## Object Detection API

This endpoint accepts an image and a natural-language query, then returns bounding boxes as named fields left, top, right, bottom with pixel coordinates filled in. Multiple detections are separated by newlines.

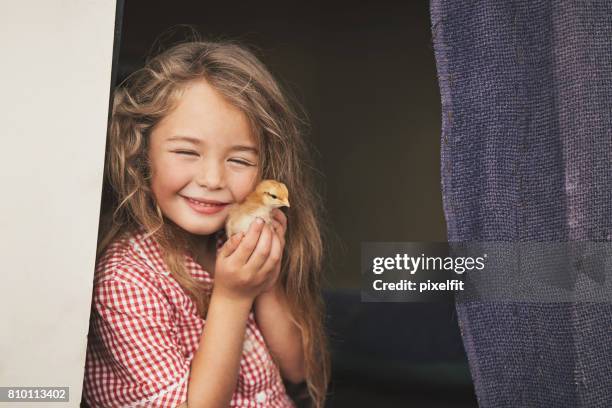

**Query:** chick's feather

left=225, top=179, right=290, bottom=237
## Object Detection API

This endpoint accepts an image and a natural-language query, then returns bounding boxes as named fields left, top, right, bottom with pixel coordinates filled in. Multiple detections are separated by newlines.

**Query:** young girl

left=82, top=38, right=330, bottom=407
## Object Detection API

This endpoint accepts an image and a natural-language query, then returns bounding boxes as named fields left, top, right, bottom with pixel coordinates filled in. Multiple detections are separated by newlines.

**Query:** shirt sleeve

left=92, top=275, right=190, bottom=407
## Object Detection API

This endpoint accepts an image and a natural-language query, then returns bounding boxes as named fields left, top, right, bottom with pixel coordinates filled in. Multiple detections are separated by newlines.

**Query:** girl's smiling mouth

left=183, top=196, right=230, bottom=214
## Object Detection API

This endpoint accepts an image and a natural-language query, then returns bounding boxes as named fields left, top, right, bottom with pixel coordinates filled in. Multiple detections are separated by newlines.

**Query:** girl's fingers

left=219, top=232, right=244, bottom=257
left=260, top=232, right=282, bottom=279
left=271, top=212, right=287, bottom=240
left=244, top=224, right=273, bottom=270
left=233, top=217, right=265, bottom=264
left=272, top=209, right=287, bottom=229
left=271, top=220, right=285, bottom=247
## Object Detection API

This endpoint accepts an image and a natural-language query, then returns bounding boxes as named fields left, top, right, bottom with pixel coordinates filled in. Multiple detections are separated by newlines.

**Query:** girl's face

left=148, top=79, right=260, bottom=237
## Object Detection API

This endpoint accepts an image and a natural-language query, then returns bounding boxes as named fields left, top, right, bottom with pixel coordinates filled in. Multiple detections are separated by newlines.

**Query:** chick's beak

left=284, top=200, right=290, bottom=208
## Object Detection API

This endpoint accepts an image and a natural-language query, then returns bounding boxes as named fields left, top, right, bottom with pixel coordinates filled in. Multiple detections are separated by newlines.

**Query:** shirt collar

left=130, top=224, right=214, bottom=284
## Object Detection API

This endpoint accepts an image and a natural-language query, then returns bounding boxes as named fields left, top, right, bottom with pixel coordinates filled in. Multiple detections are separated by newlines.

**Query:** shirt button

left=255, top=391, right=267, bottom=403
left=243, top=339, right=254, bottom=352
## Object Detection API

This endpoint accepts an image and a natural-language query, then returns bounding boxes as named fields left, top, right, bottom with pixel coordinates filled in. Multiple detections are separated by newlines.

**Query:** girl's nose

left=196, top=161, right=225, bottom=190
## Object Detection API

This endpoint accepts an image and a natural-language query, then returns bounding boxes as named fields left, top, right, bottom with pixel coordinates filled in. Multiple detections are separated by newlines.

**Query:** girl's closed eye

left=229, top=158, right=255, bottom=166
left=171, top=150, right=255, bottom=167
left=172, top=150, right=199, bottom=156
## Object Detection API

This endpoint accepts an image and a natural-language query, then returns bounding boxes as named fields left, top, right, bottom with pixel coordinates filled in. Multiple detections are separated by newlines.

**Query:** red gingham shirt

left=83, top=226, right=296, bottom=408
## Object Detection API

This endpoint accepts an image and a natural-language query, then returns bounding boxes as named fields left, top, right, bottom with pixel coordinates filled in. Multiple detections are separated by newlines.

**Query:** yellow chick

left=225, top=179, right=290, bottom=237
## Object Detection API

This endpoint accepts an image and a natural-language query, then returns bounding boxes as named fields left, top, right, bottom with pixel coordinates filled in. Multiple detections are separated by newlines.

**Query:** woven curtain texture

left=430, top=1, right=612, bottom=407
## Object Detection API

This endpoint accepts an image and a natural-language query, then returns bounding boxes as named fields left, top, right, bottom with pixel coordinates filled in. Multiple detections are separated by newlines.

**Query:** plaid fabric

left=83, top=226, right=295, bottom=407
left=430, top=1, right=612, bottom=406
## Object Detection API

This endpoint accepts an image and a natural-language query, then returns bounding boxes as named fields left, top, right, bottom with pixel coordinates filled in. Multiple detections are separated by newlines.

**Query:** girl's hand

left=214, top=217, right=283, bottom=302
left=260, top=209, right=287, bottom=293
left=270, top=208, right=287, bottom=248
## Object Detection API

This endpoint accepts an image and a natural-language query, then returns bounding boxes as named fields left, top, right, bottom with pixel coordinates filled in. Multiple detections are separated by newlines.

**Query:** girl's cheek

left=163, top=159, right=193, bottom=182
left=153, top=169, right=187, bottom=196
left=245, top=167, right=260, bottom=193
left=227, top=169, right=259, bottom=201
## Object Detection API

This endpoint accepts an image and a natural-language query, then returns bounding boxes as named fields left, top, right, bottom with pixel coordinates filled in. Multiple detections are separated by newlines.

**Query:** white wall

left=0, top=1, right=117, bottom=406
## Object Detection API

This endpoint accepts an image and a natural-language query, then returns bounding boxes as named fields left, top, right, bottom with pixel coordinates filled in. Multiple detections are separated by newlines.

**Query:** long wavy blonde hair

left=96, top=37, right=330, bottom=406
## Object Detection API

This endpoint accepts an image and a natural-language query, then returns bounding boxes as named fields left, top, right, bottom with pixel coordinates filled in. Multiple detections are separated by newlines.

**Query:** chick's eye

left=269, top=193, right=278, bottom=199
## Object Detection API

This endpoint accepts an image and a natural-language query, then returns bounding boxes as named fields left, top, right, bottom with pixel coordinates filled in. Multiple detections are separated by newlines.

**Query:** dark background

left=111, top=1, right=476, bottom=406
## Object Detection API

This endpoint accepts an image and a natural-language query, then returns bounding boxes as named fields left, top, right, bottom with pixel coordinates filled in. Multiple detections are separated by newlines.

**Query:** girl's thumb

left=220, top=232, right=244, bottom=257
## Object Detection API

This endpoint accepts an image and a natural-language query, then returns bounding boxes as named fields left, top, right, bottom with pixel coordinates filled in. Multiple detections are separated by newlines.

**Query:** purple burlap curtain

left=430, top=1, right=612, bottom=406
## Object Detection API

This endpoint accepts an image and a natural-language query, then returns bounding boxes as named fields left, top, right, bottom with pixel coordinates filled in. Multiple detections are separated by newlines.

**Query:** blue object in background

left=430, top=1, right=612, bottom=406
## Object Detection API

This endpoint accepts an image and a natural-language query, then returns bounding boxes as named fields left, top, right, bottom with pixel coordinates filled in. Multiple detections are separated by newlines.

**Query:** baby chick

left=225, top=179, right=290, bottom=237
